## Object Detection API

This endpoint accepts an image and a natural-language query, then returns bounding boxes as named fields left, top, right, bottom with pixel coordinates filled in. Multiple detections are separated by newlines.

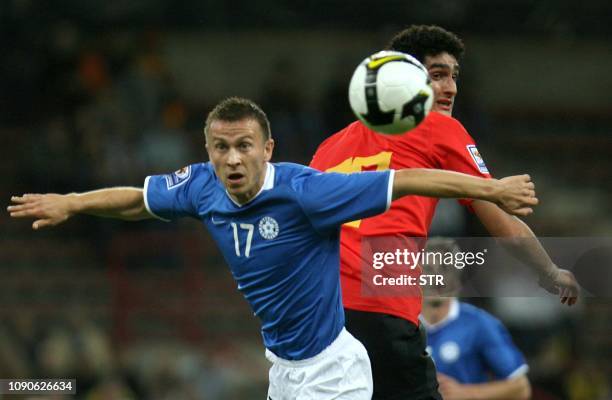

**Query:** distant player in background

left=8, top=97, right=539, bottom=399
left=310, top=25, right=578, bottom=399
left=421, top=237, right=531, bottom=400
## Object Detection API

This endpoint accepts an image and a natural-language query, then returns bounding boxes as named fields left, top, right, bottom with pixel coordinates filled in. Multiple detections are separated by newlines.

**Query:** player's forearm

left=68, top=187, right=150, bottom=220
left=460, top=376, right=531, bottom=400
left=392, top=169, right=500, bottom=201
left=472, top=200, right=559, bottom=279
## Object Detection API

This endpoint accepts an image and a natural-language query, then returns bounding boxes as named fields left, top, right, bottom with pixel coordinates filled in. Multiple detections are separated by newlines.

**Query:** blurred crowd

left=2, top=27, right=349, bottom=201
left=4, top=30, right=205, bottom=195
left=0, top=310, right=269, bottom=399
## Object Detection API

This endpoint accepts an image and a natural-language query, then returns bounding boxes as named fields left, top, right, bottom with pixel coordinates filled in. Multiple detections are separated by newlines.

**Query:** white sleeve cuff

left=385, top=169, right=395, bottom=211
left=143, top=176, right=171, bottom=222
left=506, top=364, right=529, bottom=379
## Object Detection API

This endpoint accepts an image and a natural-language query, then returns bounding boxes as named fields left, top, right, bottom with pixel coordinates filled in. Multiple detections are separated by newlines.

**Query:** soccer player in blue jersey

left=8, top=97, right=538, bottom=399
left=421, top=238, right=532, bottom=400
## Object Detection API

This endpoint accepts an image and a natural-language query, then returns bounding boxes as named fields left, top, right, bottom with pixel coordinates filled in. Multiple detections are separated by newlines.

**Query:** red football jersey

left=309, top=112, right=491, bottom=324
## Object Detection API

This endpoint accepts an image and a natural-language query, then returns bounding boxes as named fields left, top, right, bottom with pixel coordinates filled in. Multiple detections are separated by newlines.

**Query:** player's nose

left=444, top=78, right=457, bottom=97
left=227, top=147, right=242, bottom=166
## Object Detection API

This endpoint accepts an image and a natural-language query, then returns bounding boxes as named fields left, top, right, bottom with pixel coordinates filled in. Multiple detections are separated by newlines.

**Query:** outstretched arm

left=472, top=199, right=579, bottom=305
left=8, top=188, right=151, bottom=230
left=392, top=169, right=537, bottom=217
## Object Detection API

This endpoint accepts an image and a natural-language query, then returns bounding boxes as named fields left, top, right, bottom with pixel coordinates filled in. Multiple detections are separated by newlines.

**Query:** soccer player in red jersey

left=310, top=25, right=579, bottom=400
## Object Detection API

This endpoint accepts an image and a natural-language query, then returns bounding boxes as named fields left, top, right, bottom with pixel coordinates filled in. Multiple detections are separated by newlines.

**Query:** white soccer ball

left=349, top=50, right=433, bottom=134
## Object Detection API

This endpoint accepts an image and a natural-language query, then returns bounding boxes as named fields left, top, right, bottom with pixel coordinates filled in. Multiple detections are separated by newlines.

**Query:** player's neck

left=421, top=299, right=452, bottom=325
left=227, top=162, right=272, bottom=206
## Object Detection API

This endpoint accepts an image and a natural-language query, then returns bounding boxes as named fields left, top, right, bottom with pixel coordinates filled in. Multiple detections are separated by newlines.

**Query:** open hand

left=437, top=373, right=470, bottom=400
left=7, top=193, right=73, bottom=230
left=539, top=267, right=579, bottom=306
left=496, top=174, right=538, bottom=217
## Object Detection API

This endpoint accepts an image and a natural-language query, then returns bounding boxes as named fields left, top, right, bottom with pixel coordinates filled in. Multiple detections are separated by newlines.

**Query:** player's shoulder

left=273, top=161, right=312, bottom=174
left=311, top=121, right=374, bottom=169
left=271, top=162, right=329, bottom=204
left=190, top=161, right=212, bottom=174
left=315, top=121, right=367, bottom=151
left=273, top=162, right=318, bottom=182
left=180, top=162, right=222, bottom=199
left=188, top=162, right=217, bottom=183
left=160, top=162, right=213, bottom=188
left=274, top=161, right=341, bottom=192
left=426, top=112, right=469, bottom=136
left=459, top=302, right=503, bottom=329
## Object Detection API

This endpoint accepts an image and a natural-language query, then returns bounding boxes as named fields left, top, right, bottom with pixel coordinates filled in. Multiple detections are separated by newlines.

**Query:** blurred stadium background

left=1, top=1, right=611, bottom=399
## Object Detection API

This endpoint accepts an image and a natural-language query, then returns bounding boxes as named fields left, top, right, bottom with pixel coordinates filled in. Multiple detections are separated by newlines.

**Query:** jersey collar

left=420, top=298, right=460, bottom=333
left=226, top=162, right=275, bottom=207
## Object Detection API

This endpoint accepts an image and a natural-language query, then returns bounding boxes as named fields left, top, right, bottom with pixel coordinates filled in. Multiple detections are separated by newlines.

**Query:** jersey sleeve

left=143, top=164, right=209, bottom=221
left=478, top=314, right=529, bottom=380
left=430, top=115, right=492, bottom=207
left=293, top=168, right=394, bottom=232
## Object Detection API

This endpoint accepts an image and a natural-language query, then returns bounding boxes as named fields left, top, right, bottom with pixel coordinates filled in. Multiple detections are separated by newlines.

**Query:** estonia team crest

left=259, top=216, right=279, bottom=240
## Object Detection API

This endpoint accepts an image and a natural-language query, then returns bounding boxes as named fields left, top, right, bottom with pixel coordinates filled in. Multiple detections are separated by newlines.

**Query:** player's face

left=423, top=297, right=449, bottom=308
left=424, top=52, right=459, bottom=116
left=206, top=118, right=274, bottom=204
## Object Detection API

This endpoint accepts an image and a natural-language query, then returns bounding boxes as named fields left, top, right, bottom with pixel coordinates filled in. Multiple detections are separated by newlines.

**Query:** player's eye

left=215, top=143, right=228, bottom=151
left=239, top=142, right=252, bottom=150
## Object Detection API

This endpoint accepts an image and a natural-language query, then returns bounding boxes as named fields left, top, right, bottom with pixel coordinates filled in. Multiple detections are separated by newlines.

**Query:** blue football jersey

left=422, top=300, right=528, bottom=383
left=144, top=162, right=393, bottom=360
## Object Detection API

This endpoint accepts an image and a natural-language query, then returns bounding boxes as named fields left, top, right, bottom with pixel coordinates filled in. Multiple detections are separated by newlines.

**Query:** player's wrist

left=539, top=264, right=561, bottom=283
left=483, top=178, right=503, bottom=203
left=65, top=193, right=81, bottom=215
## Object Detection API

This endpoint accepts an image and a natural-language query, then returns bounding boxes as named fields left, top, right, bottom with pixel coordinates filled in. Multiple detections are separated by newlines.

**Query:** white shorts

left=265, top=328, right=373, bottom=400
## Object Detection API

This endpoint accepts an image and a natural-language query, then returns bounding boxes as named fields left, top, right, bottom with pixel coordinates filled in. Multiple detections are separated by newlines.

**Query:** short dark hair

left=204, top=97, right=271, bottom=141
left=385, top=25, right=465, bottom=64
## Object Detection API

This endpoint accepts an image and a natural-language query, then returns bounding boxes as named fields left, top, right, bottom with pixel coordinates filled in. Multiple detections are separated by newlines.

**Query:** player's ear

left=203, top=128, right=209, bottom=151
left=264, top=138, right=274, bottom=161
left=204, top=141, right=211, bottom=157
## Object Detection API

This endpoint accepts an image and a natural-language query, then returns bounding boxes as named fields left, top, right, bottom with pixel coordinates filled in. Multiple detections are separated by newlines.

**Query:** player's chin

left=225, top=177, right=246, bottom=189
left=226, top=186, right=243, bottom=196
left=226, top=184, right=252, bottom=201
left=432, top=105, right=453, bottom=116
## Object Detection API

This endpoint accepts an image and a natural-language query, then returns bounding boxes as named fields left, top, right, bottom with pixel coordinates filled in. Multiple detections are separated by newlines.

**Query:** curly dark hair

left=385, top=25, right=465, bottom=64
left=205, top=97, right=271, bottom=141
